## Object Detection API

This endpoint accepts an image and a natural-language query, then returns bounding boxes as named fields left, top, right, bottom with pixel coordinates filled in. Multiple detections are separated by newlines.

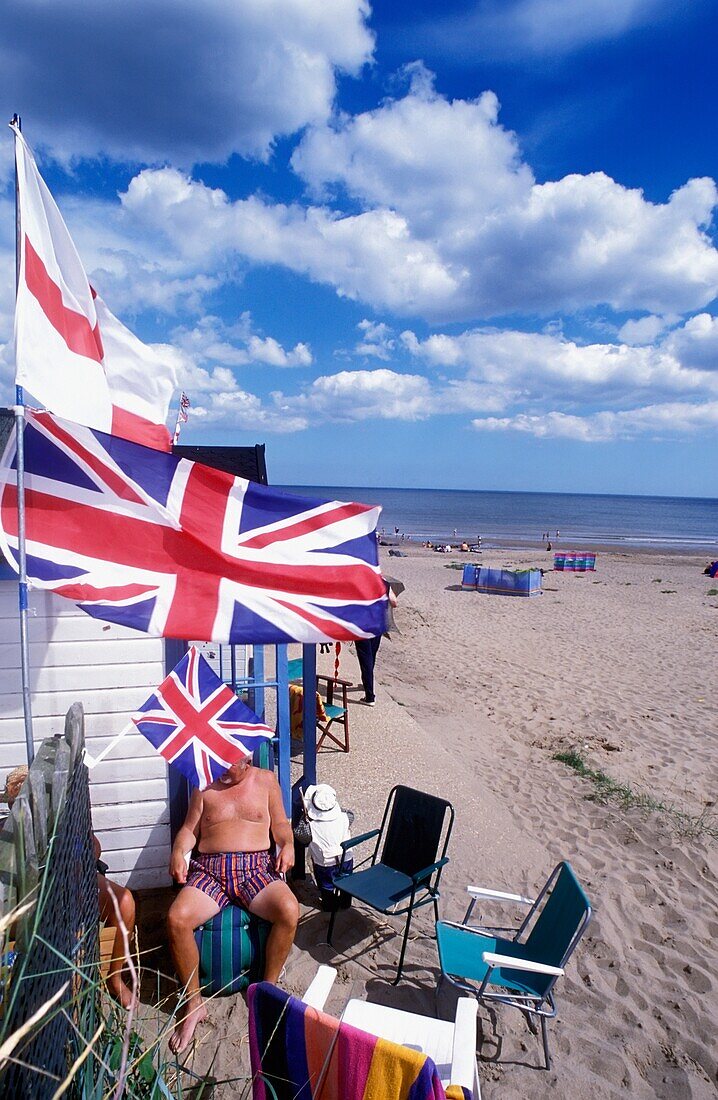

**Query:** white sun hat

left=304, top=783, right=341, bottom=821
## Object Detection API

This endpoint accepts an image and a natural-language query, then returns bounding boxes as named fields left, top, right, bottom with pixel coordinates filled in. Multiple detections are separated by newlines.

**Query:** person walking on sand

left=355, top=579, right=399, bottom=705
left=166, top=753, right=298, bottom=1054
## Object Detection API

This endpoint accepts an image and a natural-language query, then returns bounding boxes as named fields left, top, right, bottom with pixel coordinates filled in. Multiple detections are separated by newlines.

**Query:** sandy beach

left=147, top=544, right=718, bottom=1099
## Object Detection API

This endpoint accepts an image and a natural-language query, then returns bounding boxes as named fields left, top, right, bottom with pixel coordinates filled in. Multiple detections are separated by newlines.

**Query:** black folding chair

left=327, top=785, right=454, bottom=983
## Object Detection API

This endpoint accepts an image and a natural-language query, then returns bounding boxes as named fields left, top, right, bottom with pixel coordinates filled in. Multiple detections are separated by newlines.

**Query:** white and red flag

left=12, top=124, right=177, bottom=450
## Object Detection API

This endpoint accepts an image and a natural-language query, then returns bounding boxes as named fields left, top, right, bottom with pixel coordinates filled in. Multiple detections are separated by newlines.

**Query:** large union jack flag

left=133, top=646, right=273, bottom=790
left=0, top=410, right=386, bottom=643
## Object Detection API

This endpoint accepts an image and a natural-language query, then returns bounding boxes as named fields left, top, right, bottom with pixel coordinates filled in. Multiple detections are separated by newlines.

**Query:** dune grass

left=553, top=750, right=718, bottom=841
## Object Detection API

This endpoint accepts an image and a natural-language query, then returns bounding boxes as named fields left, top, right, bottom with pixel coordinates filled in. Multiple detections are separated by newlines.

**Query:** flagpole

left=172, top=404, right=182, bottom=446
left=10, top=113, right=35, bottom=765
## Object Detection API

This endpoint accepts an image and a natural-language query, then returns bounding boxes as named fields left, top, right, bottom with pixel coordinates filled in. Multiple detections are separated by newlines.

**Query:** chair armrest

left=467, top=885, right=534, bottom=905
left=316, top=674, right=352, bottom=688
left=482, top=951, right=564, bottom=977
left=450, top=997, right=479, bottom=1091
left=410, top=856, right=448, bottom=885
left=302, top=965, right=338, bottom=1009
left=341, top=828, right=380, bottom=852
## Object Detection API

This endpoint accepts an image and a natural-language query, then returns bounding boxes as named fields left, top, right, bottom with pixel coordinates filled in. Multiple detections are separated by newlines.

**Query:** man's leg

left=98, top=876, right=137, bottom=1009
left=248, top=881, right=300, bottom=983
left=166, top=886, right=221, bottom=1054
left=355, top=639, right=375, bottom=701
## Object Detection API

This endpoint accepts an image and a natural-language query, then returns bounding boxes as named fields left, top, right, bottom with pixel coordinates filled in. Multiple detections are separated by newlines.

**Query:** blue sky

left=1, top=0, right=717, bottom=497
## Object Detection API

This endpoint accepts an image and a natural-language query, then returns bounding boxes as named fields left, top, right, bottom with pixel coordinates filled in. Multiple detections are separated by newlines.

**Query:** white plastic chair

left=302, top=965, right=481, bottom=1098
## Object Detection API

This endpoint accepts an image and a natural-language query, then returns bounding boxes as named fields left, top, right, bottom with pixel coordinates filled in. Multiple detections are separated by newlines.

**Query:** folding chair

left=288, top=675, right=350, bottom=752
left=327, top=785, right=454, bottom=983
left=436, top=860, right=591, bottom=1069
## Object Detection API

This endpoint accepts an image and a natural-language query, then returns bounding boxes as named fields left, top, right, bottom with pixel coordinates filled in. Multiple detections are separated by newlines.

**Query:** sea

left=279, top=485, right=718, bottom=552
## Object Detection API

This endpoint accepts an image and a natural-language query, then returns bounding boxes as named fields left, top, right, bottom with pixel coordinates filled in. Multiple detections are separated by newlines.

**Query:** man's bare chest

left=201, top=784, right=269, bottom=830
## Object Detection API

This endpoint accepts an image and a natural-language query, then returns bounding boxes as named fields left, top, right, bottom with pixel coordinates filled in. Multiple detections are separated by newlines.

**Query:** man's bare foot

left=169, top=998, right=208, bottom=1056
left=107, top=975, right=137, bottom=1011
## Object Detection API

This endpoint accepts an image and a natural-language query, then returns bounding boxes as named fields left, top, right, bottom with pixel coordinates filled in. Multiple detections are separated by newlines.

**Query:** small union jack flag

left=133, top=646, right=273, bottom=790
left=173, top=392, right=191, bottom=444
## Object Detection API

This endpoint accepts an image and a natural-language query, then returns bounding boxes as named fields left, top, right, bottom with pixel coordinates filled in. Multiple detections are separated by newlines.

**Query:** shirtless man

left=166, top=753, right=298, bottom=1054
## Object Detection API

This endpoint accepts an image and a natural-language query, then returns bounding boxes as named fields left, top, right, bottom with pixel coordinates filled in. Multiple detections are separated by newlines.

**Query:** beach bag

left=293, top=800, right=313, bottom=847
left=195, top=905, right=270, bottom=996
left=312, top=857, right=354, bottom=911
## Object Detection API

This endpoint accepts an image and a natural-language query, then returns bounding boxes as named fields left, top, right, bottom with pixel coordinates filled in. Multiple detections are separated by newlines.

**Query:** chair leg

left=432, top=896, right=440, bottom=928
left=327, top=898, right=338, bottom=945
left=393, top=908, right=414, bottom=985
left=540, top=1015, right=551, bottom=1071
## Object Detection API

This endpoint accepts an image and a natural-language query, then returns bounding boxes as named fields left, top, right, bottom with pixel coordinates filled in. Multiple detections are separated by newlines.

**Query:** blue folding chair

left=436, top=861, right=591, bottom=1069
left=327, top=785, right=454, bottom=983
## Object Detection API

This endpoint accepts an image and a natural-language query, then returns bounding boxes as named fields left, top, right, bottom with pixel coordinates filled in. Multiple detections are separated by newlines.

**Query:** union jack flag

left=133, top=646, right=273, bottom=790
left=0, top=410, right=386, bottom=643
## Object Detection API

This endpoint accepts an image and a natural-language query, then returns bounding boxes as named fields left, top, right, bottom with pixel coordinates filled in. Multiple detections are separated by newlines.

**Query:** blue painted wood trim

left=253, top=646, right=265, bottom=721
left=275, top=643, right=290, bottom=815
left=302, top=643, right=317, bottom=787
left=165, top=639, right=190, bottom=843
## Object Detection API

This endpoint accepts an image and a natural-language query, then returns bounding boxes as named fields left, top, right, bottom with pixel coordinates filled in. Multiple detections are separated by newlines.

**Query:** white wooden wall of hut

left=0, top=582, right=171, bottom=889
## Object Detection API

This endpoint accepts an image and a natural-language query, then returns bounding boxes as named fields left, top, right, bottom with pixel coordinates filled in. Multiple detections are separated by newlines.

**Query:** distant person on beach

left=547, top=540, right=553, bottom=552
left=355, top=579, right=398, bottom=705
left=394, top=526, right=400, bottom=536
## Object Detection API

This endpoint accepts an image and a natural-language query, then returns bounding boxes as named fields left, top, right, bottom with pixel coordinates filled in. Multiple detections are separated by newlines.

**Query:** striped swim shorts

left=186, top=850, right=282, bottom=911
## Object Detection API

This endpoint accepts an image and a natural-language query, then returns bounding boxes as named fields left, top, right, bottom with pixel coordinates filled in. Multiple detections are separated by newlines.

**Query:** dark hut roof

left=173, top=444, right=267, bottom=484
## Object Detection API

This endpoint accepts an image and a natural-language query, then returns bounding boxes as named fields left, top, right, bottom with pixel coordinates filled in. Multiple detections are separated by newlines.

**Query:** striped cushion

left=195, top=905, right=270, bottom=996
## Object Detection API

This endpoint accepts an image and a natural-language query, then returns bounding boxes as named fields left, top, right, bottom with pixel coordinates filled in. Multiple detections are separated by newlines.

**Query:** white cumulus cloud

left=419, top=0, right=680, bottom=61
left=402, top=323, right=718, bottom=405
left=291, top=369, right=434, bottom=421
left=291, top=74, right=718, bottom=319
left=471, top=401, right=718, bottom=441
left=1, top=0, right=374, bottom=166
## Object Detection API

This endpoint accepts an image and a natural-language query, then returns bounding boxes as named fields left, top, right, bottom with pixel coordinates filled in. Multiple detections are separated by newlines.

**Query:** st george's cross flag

left=133, top=646, right=274, bottom=790
left=11, top=123, right=176, bottom=451
left=0, top=409, right=387, bottom=644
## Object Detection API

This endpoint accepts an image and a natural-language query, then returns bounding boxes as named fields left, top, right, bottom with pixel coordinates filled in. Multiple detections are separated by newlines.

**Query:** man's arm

left=169, top=789, right=204, bottom=884
left=267, top=775, right=294, bottom=874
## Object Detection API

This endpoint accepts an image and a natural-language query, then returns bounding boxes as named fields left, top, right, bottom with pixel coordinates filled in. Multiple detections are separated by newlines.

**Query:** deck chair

left=248, top=964, right=480, bottom=1098
left=436, top=861, right=591, bottom=1070
left=327, top=785, right=454, bottom=983
left=288, top=662, right=350, bottom=752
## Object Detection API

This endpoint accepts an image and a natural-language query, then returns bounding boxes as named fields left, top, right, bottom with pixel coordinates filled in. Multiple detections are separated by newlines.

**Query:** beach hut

left=0, top=409, right=295, bottom=889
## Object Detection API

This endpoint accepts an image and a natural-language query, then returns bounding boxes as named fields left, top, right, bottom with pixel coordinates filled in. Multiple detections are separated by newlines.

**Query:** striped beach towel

left=289, top=684, right=327, bottom=740
left=248, top=981, right=471, bottom=1100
